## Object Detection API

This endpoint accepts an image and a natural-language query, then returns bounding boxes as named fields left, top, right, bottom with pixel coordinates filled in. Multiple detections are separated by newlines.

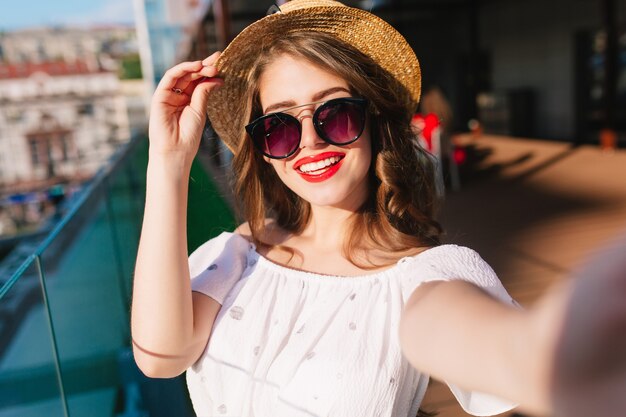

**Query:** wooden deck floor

left=420, top=134, right=626, bottom=416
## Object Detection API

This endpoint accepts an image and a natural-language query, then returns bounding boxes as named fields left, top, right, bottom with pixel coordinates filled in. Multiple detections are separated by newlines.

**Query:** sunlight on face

left=257, top=54, right=371, bottom=211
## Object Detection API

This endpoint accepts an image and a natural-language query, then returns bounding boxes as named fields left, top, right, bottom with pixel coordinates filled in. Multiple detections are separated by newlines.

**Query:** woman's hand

left=544, top=233, right=626, bottom=417
left=148, top=51, right=224, bottom=168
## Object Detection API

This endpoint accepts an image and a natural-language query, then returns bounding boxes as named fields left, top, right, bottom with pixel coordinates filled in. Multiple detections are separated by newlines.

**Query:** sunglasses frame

left=245, top=97, right=368, bottom=160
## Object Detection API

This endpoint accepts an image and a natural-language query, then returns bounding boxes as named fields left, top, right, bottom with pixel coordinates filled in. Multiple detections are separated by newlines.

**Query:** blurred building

left=0, top=24, right=147, bottom=238
left=134, top=0, right=210, bottom=89
left=0, top=26, right=137, bottom=66
left=477, top=0, right=626, bottom=142
left=0, top=60, right=130, bottom=192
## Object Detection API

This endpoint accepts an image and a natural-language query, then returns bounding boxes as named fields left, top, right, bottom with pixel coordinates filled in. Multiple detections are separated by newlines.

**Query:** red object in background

left=599, top=129, right=617, bottom=151
left=411, top=113, right=440, bottom=151
left=453, top=147, right=467, bottom=165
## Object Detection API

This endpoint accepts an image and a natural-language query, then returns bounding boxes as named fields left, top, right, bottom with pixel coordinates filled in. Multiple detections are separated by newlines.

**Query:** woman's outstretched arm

left=399, top=279, right=548, bottom=414
left=399, top=234, right=626, bottom=417
left=131, top=52, right=224, bottom=378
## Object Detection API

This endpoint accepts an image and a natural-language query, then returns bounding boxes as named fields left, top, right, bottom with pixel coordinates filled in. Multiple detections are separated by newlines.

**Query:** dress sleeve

left=400, top=244, right=517, bottom=306
left=400, top=245, right=519, bottom=416
left=188, top=232, right=250, bottom=305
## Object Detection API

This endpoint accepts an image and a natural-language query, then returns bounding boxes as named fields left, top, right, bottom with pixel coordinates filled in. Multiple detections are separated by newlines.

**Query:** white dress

left=186, top=232, right=518, bottom=417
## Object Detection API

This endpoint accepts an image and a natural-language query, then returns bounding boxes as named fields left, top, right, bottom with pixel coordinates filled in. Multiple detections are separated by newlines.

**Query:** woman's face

left=257, top=54, right=371, bottom=211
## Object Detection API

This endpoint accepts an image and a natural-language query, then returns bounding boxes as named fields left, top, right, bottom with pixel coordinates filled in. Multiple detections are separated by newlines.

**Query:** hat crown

left=280, top=0, right=347, bottom=13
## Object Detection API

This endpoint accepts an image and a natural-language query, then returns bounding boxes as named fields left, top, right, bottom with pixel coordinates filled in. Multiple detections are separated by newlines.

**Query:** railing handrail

left=0, top=133, right=146, bottom=300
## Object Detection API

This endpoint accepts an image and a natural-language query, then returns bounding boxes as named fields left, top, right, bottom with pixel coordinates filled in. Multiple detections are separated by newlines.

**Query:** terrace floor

left=421, top=134, right=626, bottom=416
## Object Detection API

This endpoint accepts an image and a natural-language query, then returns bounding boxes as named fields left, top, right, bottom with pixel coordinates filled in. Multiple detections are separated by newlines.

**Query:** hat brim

left=206, top=4, right=421, bottom=153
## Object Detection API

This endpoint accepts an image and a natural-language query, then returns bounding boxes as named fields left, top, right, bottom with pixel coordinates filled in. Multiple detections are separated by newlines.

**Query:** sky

left=0, top=0, right=135, bottom=31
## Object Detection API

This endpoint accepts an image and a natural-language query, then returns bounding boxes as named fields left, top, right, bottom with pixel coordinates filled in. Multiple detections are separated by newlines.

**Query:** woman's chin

left=298, top=185, right=365, bottom=210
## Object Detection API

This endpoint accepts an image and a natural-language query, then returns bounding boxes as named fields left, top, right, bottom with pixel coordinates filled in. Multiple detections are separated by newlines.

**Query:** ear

left=263, top=156, right=272, bottom=164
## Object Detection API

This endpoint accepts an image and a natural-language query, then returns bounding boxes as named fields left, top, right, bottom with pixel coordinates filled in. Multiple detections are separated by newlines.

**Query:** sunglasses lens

left=247, top=98, right=367, bottom=159
left=250, top=114, right=300, bottom=158
left=317, top=100, right=366, bottom=144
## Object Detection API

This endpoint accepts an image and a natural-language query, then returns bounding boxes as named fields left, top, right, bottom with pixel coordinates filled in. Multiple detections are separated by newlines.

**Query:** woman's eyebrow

left=263, top=86, right=351, bottom=114
left=312, top=86, right=351, bottom=102
left=264, top=100, right=295, bottom=114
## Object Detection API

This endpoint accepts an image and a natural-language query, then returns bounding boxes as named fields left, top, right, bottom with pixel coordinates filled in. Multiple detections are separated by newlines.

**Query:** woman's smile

left=294, top=151, right=345, bottom=182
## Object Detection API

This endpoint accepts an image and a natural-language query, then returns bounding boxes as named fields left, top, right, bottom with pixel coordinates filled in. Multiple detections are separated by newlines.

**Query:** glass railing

left=0, top=134, right=236, bottom=417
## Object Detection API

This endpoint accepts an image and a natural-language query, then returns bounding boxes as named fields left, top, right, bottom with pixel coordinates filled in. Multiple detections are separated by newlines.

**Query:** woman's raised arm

left=131, top=52, right=224, bottom=378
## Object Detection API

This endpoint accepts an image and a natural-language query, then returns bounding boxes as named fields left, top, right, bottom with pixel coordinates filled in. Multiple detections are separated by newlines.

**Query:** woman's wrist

left=147, top=151, right=194, bottom=183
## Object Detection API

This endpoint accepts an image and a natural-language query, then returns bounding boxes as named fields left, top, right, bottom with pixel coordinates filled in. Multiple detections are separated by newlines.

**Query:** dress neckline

left=226, top=232, right=443, bottom=282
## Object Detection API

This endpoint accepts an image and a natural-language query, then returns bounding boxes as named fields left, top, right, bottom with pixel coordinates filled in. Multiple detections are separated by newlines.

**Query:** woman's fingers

left=178, top=51, right=221, bottom=92
left=202, top=51, right=221, bottom=67
left=189, top=77, right=224, bottom=117
left=181, top=65, right=220, bottom=94
left=157, top=52, right=221, bottom=92
left=156, top=60, right=204, bottom=92
left=153, top=54, right=222, bottom=104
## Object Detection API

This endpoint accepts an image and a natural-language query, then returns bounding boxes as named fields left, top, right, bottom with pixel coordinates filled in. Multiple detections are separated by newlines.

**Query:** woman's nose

left=299, top=115, right=325, bottom=149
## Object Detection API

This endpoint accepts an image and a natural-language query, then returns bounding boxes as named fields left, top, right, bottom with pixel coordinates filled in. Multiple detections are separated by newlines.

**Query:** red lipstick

left=293, top=152, right=345, bottom=183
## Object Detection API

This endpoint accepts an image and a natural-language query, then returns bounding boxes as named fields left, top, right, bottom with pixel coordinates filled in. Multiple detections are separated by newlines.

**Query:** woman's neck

left=300, top=204, right=355, bottom=250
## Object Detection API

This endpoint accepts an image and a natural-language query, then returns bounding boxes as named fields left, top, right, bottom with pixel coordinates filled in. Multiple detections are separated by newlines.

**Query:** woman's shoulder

left=400, top=244, right=515, bottom=303
left=187, top=229, right=254, bottom=305
left=416, top=243, right=483, bottom=260
left=397, top=244, right=492, bottom=284
left=405, top=244, right=494, bottom=277
left=188, top=229, right=252, bottom=270
left=234, top=219, right=290, bottom=246
left=233, top=221, right=253, bottom=240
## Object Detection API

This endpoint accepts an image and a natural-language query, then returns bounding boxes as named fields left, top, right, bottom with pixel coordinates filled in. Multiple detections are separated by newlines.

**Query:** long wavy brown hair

left=231, top=31, right=442, bottom=268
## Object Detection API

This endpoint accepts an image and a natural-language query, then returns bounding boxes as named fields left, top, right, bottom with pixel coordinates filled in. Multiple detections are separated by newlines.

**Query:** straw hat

left=207, top=0, right=421, bottom=153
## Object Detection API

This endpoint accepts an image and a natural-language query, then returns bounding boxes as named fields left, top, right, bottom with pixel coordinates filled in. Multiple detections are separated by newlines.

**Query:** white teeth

left=298, top=156, right=342, bottom=173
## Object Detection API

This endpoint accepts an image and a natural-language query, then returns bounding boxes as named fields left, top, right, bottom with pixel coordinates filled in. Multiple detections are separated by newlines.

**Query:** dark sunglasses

left=245, top=97, right=368, bottom=159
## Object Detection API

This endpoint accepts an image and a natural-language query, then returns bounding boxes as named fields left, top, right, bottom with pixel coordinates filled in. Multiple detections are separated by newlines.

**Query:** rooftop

left=0, top=61, right=107, bottom=80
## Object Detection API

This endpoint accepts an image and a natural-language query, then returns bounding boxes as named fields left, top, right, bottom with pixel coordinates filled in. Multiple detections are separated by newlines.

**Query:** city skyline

left=1, top=0, right=135, bottom=31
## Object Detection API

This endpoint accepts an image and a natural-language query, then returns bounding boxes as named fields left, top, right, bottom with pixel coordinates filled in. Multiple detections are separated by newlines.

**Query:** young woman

left=131, top=1, right=626, bottom=416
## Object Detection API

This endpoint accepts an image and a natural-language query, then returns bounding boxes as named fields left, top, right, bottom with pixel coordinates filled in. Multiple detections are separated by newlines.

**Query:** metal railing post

left=103, top=177, right=131, bottom=341
left=35, top=255, right=70, bottom=417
